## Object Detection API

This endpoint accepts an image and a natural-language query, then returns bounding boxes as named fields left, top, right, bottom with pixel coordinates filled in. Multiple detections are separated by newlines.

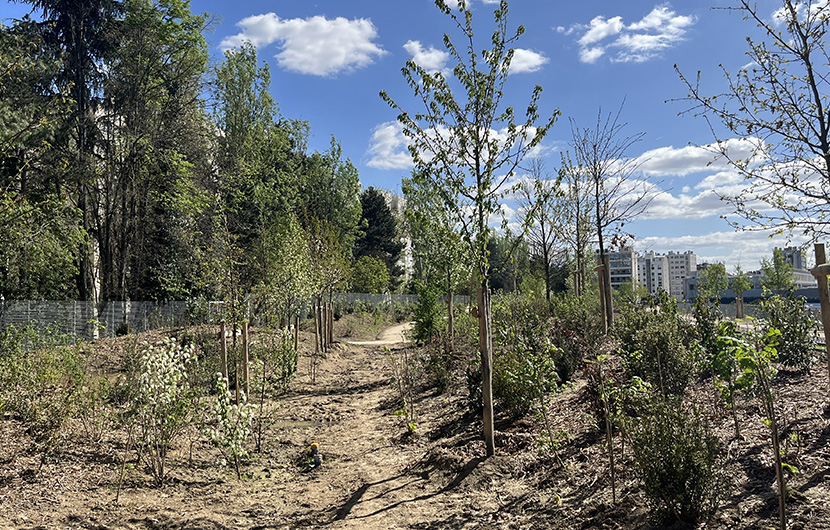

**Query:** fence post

left=810, top=243, right=830, bottom=391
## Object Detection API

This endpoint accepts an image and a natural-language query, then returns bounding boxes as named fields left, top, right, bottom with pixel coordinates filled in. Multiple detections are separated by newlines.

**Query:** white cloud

left=365, top=122, right=414, bottom=170
left=578, top=15, right=624, bottom=46
left=510, top=49, right=549, bottom=74
left=404, top=40, right=450, bottom=73
left=635, top=139, right=759, bottom=176
left=221, top=13, right=386, bottom=76
left=563, top=5, right=695, bottom=64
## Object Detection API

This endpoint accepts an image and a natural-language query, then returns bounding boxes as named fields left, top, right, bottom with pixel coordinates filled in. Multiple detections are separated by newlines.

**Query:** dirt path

left=344, top=321, right=413, bottom=346
left=1, top=323, right=523, bottom=530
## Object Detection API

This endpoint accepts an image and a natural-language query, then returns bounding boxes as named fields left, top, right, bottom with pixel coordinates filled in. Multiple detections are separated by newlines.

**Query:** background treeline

left=0, top=0, right=398, bottom=307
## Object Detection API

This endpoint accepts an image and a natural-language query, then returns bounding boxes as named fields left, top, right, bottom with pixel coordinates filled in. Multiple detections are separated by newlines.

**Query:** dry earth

left=2, top=321, right=830, bottom=529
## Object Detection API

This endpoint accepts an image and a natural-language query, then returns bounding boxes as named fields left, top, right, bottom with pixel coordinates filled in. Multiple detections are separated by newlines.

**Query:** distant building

left=601, top=247, right=639, bottom=290
left=637, top=252, right=669, bottom=296
left=781, top=246, right=807, bottom=271
left=667, top=251, right=697, bottom=300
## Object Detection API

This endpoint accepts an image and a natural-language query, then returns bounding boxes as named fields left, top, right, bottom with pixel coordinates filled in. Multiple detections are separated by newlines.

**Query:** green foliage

left=549, top=291, right=605, bottom=382
left=698, top=263, right=728, bottom=303
left=492, top=293, right=559, bottom=418
left=355, top=187, right=404, bottom=289
left=350, top=255, right=390, bottom=294
left=615, top=302, right=695, bottom=396
left=411, top=281, right=445, bottom=346
left=761, top=248, right=794, bottom=292
left=122, top=337, right=197, bottom=485
left=730, top=266, right=753, bottom=299
left=626, top=398, right=729, bottom=525
left=203, top=374, right=255, bottom=479
left=0, top=325, right=83, bottom=453
left=758, top=292, right=817, bottom=370
left=692, top=294, right=724, bottom=370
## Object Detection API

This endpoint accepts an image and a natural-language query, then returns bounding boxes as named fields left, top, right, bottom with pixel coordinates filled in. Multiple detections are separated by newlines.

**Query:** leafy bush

left=492, top=293, right=559, bottom=418
left=625, top=398, right=729, bottom=525
left=203, top=374, right=255, bottom=479
left=759, top=292, right=818, bottom=370
left=616, top=304, right=695, bottom=396
left=549, top=292, right=604, bottom=382
left=122, top=337, right=197, bottom=485
left=0, top=324, right=84, bottom=464
left=411, top=281, right=444, bottom=345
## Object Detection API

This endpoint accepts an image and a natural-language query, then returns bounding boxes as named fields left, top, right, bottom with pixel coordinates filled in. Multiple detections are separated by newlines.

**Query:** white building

left=605, top=247, right=638, bottom=290
left=667, top=251, right=697, bottom=300
left=637, top=252, right=669, bottom=296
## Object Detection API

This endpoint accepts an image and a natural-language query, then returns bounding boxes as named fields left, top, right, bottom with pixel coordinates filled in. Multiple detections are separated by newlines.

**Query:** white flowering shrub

left=126, top=337, right=196, bottom=485
left=203, top=373, right=255, bottom=479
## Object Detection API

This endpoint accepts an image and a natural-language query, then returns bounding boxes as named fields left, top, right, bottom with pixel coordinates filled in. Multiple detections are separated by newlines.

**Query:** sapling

left=203, top=373, right=255, bottom=479
left=126, top=337, right=196, bottom=485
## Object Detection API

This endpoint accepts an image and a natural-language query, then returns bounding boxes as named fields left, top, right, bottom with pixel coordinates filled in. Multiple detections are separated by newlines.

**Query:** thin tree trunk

left=478, top=286, right=495, bottom=457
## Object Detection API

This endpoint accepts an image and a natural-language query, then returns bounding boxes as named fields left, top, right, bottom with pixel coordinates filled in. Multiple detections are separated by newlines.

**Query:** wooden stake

left=478, top=287, right=495, bottom=457
left=810, top=243, right=830, bottom=391
left=220, top=319, right=228, bottom=383
left=242, top=321, right=250, bottom=397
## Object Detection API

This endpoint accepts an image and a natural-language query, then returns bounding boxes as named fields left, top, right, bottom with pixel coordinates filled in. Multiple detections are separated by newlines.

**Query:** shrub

left=492, top=293, right=559, bottom=418
left=122, top=337, right=197, bottom=485
left=759, top=292, right=818, bottom=370
left=616, top=304, right=694, bottom=396
left=548, top=292, right=604, bottom=383
left=203, top=374, right=255, bottom=479
left=411, top=281, right=444, bottom=345
left=0, top=324, right=84, bottom=465
left=625, top=398, right=729, bottom=525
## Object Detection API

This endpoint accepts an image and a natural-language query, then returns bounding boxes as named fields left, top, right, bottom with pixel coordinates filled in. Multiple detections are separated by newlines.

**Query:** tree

left=568, top=103, right=653, bottom=331
left=678, top=0, right=830, bottom=242
left=351, top=256, right=390, bottom=294
left=761, top=248, right=794, bottom=292
left=698, top=263, right=729, bottom=303
left=16, top=0, right=123, bottom=301
left=354, top=187, right=403, bottom=291
left=557, top=152, right=595, bottom=296
left=403, top=171, right=472, bottom=347
left=381, top=0, right=557, bottom=456
left=517, top=158, right=569, bottom=303
left=730, top=266, right=753, bottom=318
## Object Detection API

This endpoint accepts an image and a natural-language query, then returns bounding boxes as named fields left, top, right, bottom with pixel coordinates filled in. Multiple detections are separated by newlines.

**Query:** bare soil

left=2, top=321, right=830, bottom=529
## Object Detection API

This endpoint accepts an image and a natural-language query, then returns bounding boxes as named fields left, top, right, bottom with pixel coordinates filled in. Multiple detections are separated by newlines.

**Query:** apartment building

left=637, top=252, right=669, bottom=296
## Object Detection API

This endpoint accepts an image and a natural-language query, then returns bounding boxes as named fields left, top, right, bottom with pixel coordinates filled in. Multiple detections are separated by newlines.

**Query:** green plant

left=412, top=281, right=445, bottom=345
left=203, top=373, right=255, bottom=479
left=250, top=327, right=296, bottom=452
left=74, top=377, right=113, bottom=443
left=389, top=347, right=422, bottom=436
left=759, top=292, right=818, bottom=371
left=616, top=306, right=694, bottom=396
left=625, top=398, right=729, bottom=525
left=0, top=324, right=85, bottom=468
left=123, top=337, right=197, bottom=486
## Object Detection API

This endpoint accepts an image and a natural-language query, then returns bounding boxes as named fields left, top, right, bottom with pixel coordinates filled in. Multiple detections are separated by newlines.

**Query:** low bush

left=616, top=303, right=695, bottom=396
left=758, top=292, right=818, bottom=370
left=625, top=398, right=729, bottom=525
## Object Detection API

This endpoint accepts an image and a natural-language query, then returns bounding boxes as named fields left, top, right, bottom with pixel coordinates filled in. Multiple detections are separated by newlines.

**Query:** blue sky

left=2, top=0, right=813, bottom=271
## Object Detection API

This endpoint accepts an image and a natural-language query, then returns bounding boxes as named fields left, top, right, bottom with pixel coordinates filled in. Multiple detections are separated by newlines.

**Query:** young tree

left=761, top=248, right=794, bottom=292
left=557, top=152, right=595, bottom=296
left=568, top=103, right=654, bottom=330
left=403, top=172, right=472, bottom=347
left=381, top=0, right=557, bottom=456
left=517, top=158, right=565, bottom=303
left=678, top=0, right=830, bottom=242
left=699, top=263, right=729, bottom=303
left=731, top=266, right=753, bottom=318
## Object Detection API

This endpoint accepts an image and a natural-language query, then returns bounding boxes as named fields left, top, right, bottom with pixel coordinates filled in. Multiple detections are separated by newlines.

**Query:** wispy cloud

left=221, top=13, right=386, bottom=76
left=560, top=5, right=695, bottom=64
left=635, top=139, right=759, bottom=176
